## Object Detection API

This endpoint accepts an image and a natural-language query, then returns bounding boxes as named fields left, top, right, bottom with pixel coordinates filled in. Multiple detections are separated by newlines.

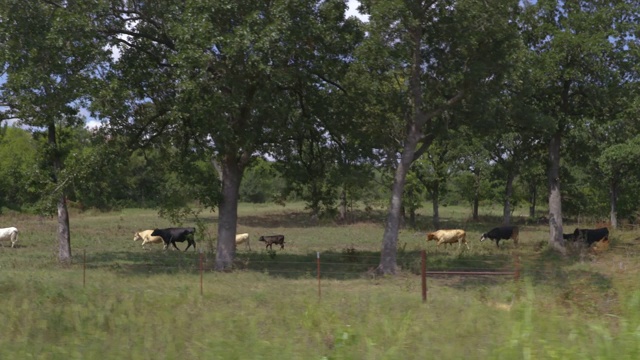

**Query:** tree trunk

left=338, top=187, right=347, bottom=222
left=610, top=181, right=618, bottom=230
left=215, top=154, right=243, bottom=271
left=432, top=184, right=440, bottom=230
left=473, top=168, right=480, bottom=221
left=49, top=123, right=71, bottom=264
left=529, top=182, right=537, bottom=218
left=57, top=194, right=71, bottom=263
left=379, top=130, right=421, bottom=274
left=548, top=132, right=565, bottom=253
left=503, top=173, right=514, bottom=225
left=409, top=207, right=416, bottom=229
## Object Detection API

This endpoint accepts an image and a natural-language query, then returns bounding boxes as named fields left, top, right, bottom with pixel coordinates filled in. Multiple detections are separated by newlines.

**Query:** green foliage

left=239, top=158, right=285, bottom=203
left=0, top=126, right=38, bottom=212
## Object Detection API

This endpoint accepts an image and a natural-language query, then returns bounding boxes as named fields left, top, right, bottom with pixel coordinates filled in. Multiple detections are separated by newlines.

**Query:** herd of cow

left=0, top=224, right=610, bottom=252
left=427, top=225, right=610, bottom=250
left=132, top=228, right=286, bottom=252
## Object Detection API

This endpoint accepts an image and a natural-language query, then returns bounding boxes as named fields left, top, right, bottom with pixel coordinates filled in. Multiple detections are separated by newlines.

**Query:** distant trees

left=0, top=126, right=38, bottom=212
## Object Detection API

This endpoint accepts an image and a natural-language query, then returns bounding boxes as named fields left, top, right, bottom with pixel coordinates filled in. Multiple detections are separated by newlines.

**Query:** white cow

left=133, top=230, right=164, bottom=249
left=235, top=233, right=251, bottom=250
left=0, top=227, right=19, bottom=248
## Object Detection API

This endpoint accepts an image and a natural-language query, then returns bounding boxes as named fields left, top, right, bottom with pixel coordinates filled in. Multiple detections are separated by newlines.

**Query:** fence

left=76, top=248, right=521, bottom=303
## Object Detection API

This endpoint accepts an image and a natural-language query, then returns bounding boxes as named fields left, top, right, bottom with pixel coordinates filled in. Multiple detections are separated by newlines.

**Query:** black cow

left=571, top=227, right=609, bottom=246
left=151, top=227, right=196, bottom=251
left=480, top=226, right=519, bottom=248
left=259, top=235, right=285, bottom=250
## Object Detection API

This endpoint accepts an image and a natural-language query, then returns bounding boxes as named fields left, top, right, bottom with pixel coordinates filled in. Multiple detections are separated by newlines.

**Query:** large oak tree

left=357, top=0, right=521, bottom=274
left=93, top=0, right=363, bottom=269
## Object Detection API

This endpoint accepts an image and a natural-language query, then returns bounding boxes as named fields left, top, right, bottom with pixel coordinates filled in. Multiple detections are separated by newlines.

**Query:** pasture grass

left=0, top=202, right=639, bottom=359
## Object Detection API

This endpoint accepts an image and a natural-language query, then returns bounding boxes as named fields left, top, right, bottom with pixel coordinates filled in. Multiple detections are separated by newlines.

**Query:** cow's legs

left=184, top=241, right=195, bottom=252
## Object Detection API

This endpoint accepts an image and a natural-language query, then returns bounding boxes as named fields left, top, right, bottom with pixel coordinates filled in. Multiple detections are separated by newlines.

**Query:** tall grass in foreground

left=0, top=270, right=639, bottom=359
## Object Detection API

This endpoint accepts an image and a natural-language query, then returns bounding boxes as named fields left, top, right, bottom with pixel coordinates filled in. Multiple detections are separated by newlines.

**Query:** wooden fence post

left=83, top=248, right=86, bottom=288
left=199, top=250, right=204, bottom=296
left=317, top=252, right=321, bottom=299
left=514, top=251, right=520, bottom=282
left=421, top=250, right=427, bottom=303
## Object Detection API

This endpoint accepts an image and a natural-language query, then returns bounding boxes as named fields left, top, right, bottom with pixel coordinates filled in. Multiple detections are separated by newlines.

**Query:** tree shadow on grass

left=75, top=249, right=202, bottom=275
left=78, top=245, right=522, bottom=282
left=71, top=237, right=615, bottom=301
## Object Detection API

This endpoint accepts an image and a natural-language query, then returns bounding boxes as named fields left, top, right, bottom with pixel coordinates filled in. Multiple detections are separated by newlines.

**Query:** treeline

left=2, top=122, right=636, bottom=226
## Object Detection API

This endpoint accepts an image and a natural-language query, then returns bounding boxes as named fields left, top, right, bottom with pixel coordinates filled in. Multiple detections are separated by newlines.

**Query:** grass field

left=1, top=202, right=639, bottom=359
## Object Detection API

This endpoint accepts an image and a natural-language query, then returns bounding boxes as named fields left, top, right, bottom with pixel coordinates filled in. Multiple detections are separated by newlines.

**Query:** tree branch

left=424, top=90, right=466, bottom=121
left=311, top=72, right=347, bottom=94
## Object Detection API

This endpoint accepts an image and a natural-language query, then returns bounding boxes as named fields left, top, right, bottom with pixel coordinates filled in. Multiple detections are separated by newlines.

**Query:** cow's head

left=426, top=232, right=437, bottom=241
left=480, top=233, right=487, bottom=242
left=133, top=232, right=143, bottom=242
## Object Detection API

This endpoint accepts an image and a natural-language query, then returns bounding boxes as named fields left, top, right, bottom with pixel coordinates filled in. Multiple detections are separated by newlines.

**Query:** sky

left=346, top=0, right=368, bottom=21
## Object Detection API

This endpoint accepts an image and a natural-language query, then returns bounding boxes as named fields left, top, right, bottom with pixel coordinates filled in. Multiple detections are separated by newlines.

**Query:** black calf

left=259, top=235, right=285, bottom=250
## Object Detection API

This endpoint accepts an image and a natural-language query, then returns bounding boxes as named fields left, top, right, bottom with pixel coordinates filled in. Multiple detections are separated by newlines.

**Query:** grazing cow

left=151, top=227, right=196, bottom=251
left=259, top=235, right=285, bottom=250
left=426, top=229, right=469, bottom=250
left=480, top=226, right=519, bottom=248
left=235, top=233, right=251, bottom=250
left=133, top=230, right=164, bottom=249
left=572, top=227, right=609, bottom=246
left=0, top=227, right=19, bottom=248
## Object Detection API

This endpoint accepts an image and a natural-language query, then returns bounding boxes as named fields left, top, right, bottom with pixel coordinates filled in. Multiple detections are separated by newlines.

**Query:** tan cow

left=133, top=229, right=164, bottom=249
left=426, top=229, right=469, bottom=250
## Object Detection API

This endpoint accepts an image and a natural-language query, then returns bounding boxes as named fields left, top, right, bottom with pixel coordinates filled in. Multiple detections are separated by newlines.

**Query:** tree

left=521, top=0, right=639, bottom=250
left=358, top=0, right=520, bottom=274
left=412, top=136, right=460, bottom=229
left=598, top=137, right=640, bottom=228
left=0, top=0, right=106, bottom=263
left=455, top=137, right=492, bottom=221
left=94, top=0, right=363, bottom=269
